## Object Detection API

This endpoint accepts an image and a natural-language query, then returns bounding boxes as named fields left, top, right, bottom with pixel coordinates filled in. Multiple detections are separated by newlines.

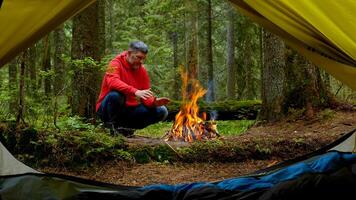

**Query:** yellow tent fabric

left=230, top=0, right=356, bottom=90
left=0, top=0, right=95, bottom=67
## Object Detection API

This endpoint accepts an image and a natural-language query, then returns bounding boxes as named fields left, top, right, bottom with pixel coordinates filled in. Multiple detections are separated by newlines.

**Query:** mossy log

left=166, top=100, right=261, bottom=121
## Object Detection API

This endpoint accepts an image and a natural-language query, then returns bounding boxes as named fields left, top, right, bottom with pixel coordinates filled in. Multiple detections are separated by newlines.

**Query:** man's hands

left=155, top=97, right=170, bottom=106
left=135, top=89, right=170, bottom=106
left=135, top=89, right=153, bottom=100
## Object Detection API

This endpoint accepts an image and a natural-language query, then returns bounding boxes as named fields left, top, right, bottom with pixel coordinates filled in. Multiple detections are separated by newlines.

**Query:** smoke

left=210, top=110, right=218, bottom=121
left=205, top=80, right=214, bottom=102
left=205, top=80, right=218, bottom=120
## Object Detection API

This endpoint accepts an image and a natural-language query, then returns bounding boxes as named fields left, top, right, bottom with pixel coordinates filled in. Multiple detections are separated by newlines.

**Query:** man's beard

left=131, top=64, right=140, bottom=69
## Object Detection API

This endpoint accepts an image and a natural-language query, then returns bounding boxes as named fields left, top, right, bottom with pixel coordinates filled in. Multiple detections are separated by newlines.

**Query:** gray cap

left=129, top=41, right=148, bottom=54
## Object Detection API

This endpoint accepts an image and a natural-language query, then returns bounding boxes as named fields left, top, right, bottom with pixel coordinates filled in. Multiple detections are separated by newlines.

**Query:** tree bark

left=171, top=32, right=180, bottom=100
left=53, top=25, right=66, bottom=94
left=27, top=45, right=37, bottom=94
left=106, top=0, right=114, bottom=52
left=184, top=0, right=198, bottom=80
left=226, top=6, right=236, bottom=99
left=260, top=31, right=286, bottom=122
left=17, top=51, right=26, bottom=125
left=244, top=35, right=255, bottom=100
left=42, top=34, right=52, bottom=96
left=71, top=1, right=104, bottom=119
left=285, top=50, right=337, bottom=118
left=8, top=58, right=18, bottom=114
left=98, top=0, right=106, bottom=57
left=206, top=0, right=215, bottom=101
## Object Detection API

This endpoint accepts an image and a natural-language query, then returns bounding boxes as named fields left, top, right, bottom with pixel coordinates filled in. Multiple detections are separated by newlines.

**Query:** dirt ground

left=39, top=110, right=356, bottom=187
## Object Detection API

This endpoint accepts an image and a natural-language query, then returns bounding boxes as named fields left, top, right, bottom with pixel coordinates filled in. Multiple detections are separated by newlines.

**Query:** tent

left=1, top=130, right=356, bottom=199
left=1, top=0, right=356, bottom=199
left=230, top=0, right=356, bottom=91
left=0, top=0, right=95, bottom=66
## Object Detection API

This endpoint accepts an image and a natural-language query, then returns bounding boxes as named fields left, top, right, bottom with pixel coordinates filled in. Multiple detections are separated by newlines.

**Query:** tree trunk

left=42, top=34, right=52, bottom=96
left=206, top=0, right=215, bottom=101
left=285, top=50, right=337, bottom=118
left=8, top=58, right=18, bottom=114
left=171, top=32, right=180, bottom=100
left=184, top=0, right=198, bottom=80
left=17, top=51, right=26, bottom=125
left=71, top=1, right=104, bottom=119
left=27, top=46, right=37, bottom=94
left=106, top=0, right=114, bottom=52
left=53, top=25, right=66, bottom=94
left=226, top=6, right=236, bottom=99
left=303, top=60, right=318, bottom=118
left=236, top=61, right=246, bottom=100
left=260, top=31, right=286, bottom=122
left=244, top=36, right=255, bottom=100
left=98, top=1, right=106, bottom=57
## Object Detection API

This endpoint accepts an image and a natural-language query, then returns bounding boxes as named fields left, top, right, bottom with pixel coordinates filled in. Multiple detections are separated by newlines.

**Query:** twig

left=335, top=83, right=343, bottom=96
left=164, top=140, right=183, bottom=159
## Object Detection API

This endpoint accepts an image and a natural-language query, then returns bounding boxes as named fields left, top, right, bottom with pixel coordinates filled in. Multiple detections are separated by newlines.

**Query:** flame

left=167, top=67, right=212, bottom=142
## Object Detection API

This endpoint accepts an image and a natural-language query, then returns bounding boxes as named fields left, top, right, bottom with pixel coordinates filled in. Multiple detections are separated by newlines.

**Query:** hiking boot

left=110, top=127, right=135, bottom=137
left=115, top=127, right=136, bottom=137
left=103, top=122, right=135, bottom=137
left=103, top=122, right=117, bottom=130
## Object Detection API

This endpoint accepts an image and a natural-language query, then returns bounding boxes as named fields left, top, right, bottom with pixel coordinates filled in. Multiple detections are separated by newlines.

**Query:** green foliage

left=38, top=69, right=55, bottom=80
left=36, top=130, right=127, bottom=165
left=254, top=144, right=272, bottom=155
left=177, top=140, right=227, bottom=162
left=286, top=108, right=305, bottom=121
left=319, top=109, right=336, bottom=120
left=129, top=146, right=152, bottom=164
left=113, top=149, right=134, bottom=161
left=135, top=122, right=171, bottom=138
left=56, top=116, right=96, bottom=131
left=128, top=145, right=176, bottom=164
left=153, top=145, right=176, bottom=162
left=0, top=89, right=12, bottom=121
left=218, top=120, right=255, bottom=136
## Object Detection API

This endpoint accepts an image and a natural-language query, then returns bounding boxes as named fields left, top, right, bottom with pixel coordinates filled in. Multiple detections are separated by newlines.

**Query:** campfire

left=164, top=68, right=219, bottom=142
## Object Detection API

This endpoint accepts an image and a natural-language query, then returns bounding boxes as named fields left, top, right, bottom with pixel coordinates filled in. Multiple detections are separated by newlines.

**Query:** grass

left=135, top=120, right=255, bottom=138
left=217, top=120, right=255, bottom=136
left=135, top=122, right=171, bottom=138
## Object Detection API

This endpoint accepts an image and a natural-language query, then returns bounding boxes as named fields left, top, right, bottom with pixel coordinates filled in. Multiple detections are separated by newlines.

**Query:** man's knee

left=157, top=106, right=168, bottom=121
left=106, top=91, right=125, bottom=106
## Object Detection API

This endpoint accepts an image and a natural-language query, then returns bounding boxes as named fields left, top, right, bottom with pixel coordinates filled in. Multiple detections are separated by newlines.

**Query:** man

left=96, top=41, right=170, bottom=136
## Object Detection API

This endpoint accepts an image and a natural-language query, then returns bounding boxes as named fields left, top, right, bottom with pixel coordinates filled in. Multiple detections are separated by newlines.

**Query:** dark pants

left=97, top=91, right=168, bottom=129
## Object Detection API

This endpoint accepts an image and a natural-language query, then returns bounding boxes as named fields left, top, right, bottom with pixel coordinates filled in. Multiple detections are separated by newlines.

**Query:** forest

left=1, top=0, right=356, bottom=186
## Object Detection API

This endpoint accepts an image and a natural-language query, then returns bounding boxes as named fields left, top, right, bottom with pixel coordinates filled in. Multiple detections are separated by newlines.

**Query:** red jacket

left=96, top=51, right=155, bottom=111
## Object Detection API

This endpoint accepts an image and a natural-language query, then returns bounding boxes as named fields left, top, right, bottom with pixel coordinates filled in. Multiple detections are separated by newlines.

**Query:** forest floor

left=39, top=109, right=356, bottom=187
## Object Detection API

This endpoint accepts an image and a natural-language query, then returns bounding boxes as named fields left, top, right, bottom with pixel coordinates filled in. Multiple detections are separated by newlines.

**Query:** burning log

left=203, top=120, right=220, bottom=138
left=164, top=66, right=220, bottom=142
left=164, top=120, right=220, bottom=142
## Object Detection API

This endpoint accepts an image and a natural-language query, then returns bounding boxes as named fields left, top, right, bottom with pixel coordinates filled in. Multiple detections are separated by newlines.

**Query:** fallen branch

left=164, top=140, right=183, bottom=159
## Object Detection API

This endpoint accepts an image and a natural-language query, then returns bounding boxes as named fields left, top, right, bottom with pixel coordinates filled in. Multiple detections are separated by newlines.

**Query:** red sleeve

left=140, top=67, right=156, bottom=107
left=105, top=63, right=137, bottom=95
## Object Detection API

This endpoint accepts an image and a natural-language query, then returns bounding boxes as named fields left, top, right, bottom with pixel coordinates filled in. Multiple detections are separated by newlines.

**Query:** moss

left=152, top=145, right=176, bottom=162
left=18, top=127, right=38, bottom=153
left=130, top=147, right=152, bottom=164
left=319, top=109, right=335, bottom=120
left=166, top=100, right=261, bottom=121
left=167, top=100, right=261, bottom=113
